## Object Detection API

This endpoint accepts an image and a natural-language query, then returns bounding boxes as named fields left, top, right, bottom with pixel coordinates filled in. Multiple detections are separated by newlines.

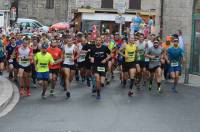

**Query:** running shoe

left=148, top=83, right=152, bottom=91
left=19, top=88, right=24, bottom=96
left=50, top=89, right=55, bottom=96
left=96, top=95, right=101, bottom=100
left=66, top=91, right=71, bottom=98
left=172, top=87, right=178, bottom=93
left=26, top=88, right=31, bottom=96
left=128, top=90, right=134, bottom=97
left=158, top=87, right=162, bottom=94
left=41, top=92, right=46, bottom=99
left=87, top=79, right=91, bottom=87
left=0, top=71, right=3, bottom=76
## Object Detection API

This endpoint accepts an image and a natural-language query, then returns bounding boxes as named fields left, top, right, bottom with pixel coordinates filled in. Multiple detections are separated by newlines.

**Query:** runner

left=15, top=37, right=33, bottom=96
left=167, top=38, right=184, bottom=93
left=119, top=37, right=137, bottom=96
left=162, top=35, right=172, bottom=80
left=62, top=35, right=79, bottom=98
left=145, top=38, right=165, bottom=93
left=47, top=39, right=62, bottom=96
left=0, top=37, right=5, bottom=75
left=117, top=37, right=127, bottom=86
left=104, top=35, right=116, bottom=84
left=77, top=37, right=89, bottom=83
left=31, top=35, right=40, bottom=88
left=90, top=37, right=111, bottom=99
left=135, top=34, right=146, bottom=89
left=6, top=37, right=18, bottom=80
left=34, top=43, right=54, bottom=99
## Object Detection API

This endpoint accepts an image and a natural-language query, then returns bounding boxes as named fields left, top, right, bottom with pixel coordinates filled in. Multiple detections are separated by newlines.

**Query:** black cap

left=41, top=43, right=49, bottom=49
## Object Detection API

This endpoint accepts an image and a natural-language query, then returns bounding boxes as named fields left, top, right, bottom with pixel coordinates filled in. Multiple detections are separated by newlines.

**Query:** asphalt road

left=0, top=77, right=200, bottom=132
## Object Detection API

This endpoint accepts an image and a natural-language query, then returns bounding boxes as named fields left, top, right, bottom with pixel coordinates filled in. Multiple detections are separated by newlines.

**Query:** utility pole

left=160, top=0, right=164, bottom=39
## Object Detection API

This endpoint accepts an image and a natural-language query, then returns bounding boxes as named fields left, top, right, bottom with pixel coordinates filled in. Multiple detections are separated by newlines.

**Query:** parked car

left=14, top=18, right=49, bottom=33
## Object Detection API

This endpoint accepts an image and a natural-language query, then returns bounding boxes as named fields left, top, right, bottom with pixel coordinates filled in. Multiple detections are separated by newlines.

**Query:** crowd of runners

left=0, top=30, right=184, bottom=100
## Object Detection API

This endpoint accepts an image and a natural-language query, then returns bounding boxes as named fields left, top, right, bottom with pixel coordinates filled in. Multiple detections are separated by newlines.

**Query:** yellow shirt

left=125, top=43, right=137, bottom=62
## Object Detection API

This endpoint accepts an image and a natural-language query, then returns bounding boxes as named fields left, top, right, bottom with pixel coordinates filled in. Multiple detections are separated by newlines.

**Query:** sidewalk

left=179, top=74, right=200, bottom=87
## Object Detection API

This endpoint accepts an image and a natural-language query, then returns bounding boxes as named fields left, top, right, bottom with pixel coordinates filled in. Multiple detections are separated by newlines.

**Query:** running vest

left=63, top=44, right=75, bottom=65
left=125, top=44, right=137, bottom=62
left=136, top=43, right=145, bottom=61
left=16, top=46, right=32, bottom=67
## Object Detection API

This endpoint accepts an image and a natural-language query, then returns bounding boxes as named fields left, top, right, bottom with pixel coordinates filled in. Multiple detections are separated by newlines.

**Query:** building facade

left=74, top=0, right=160, bottom=34
left=0, top=0, right=11, bottom=29
left=18, top=0, right=76, bottom=26
left=17, top=0, right=160, bottom=30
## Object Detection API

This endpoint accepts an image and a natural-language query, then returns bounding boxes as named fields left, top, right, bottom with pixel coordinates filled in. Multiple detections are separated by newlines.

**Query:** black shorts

left=123, top=62, right=136, bottom=72
left=9, top=59, right=19, bottom=69
left=149, top=66, right=161, bottom=73
left=49, top=69, right=60, bottom=76
left=94, top=66, right=107, bottom=77
left=77, top=61, right=86, bottom=69
left=136, top=61, right=146, bottom=69
left=0, top=57, right=5, bottom=63
left=161, top=64, right=165, bottom=69
left=62, top=64, right=76, bottom=70
left=144, top=62, right=149, bottom=70
left=18, top=65, right=32, bottom=72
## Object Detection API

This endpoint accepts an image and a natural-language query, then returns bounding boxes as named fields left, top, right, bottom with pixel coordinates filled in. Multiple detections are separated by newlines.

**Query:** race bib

left=79, top=54, right=86, bottom=61
left=65, top=53, right=72, bottom=59
left=9, top=59, right=13, bottom=63
left=151, top=57, right=160, bottom=62
left=138, top=50, right=145, bottom=55
left=171, top=62, right=179, bottom=67
left=128, top=52, right=135, bottom=57
left=20, top=58, right=29, bottom=64
left=97, top=67, right=105, bottom=72
left=39, top=63, right=48, bottom=68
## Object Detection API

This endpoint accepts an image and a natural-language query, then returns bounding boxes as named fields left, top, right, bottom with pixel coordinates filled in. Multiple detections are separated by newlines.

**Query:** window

left=46, top=0, right=54, bottom=9
left=129, top=0, right=141, bottom=10
left=101, top=0, right=113, bottom=8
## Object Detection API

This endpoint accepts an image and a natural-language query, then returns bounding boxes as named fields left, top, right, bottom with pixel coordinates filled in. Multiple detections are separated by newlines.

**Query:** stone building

left=74, top=0, right=160, bottom=34
left=17, top=0, right=160, bottom=30
left=18, top=0, right=76, bottom=26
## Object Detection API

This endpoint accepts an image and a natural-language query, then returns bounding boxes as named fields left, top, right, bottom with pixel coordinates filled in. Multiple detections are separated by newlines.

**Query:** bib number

left=40, top=63, right=48, bottom=68
left=171, top=62, right=179, bottom=67
left=97, top=67, right=105, bottom=72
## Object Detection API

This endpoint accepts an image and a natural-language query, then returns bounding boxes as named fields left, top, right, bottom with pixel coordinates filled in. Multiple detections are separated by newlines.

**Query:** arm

left=118, top=44, right=126, bottom=57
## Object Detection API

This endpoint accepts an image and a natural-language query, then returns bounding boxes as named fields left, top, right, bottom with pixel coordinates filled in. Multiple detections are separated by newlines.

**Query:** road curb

left=0, top=77, right=19, bottom=118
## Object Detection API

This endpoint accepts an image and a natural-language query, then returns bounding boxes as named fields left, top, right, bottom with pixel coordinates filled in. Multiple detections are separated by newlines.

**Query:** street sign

left=115, top=16, right=125, bottom=24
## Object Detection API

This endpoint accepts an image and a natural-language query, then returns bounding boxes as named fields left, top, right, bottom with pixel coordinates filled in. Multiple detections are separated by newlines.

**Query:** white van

left=14, top=18, right=49, bottom=32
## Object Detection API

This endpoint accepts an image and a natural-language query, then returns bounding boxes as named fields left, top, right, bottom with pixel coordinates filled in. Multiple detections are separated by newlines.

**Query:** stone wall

left=18, top=0, right=76, bottom=25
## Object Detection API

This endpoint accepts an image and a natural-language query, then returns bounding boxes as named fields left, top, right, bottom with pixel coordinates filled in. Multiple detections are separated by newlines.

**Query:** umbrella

left=50, top=22, right=70, bottom=30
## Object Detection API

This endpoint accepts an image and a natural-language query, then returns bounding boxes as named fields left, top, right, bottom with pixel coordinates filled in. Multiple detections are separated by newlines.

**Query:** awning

left=82, top=13, right=135, bottom=22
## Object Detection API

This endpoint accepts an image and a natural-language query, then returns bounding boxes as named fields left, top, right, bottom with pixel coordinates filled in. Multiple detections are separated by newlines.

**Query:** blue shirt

left=148, top=19, right=154, bottom=27
left=167, top=47, right=183, bottom=63
left=133, top=16, right=143, bottom=32
left=6, top=43, right=17, bottom=59
left=16, top=39, right=23, bottom=45
left=0, top=40, right=4, bottom=58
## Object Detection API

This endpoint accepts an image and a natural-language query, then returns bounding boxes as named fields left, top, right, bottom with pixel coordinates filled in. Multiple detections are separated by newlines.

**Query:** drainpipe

left=160, top=0, right=164, bottom=39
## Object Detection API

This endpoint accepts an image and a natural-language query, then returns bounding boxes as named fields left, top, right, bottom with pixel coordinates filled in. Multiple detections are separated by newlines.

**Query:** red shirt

left=47, top=47, right=62, bottom=69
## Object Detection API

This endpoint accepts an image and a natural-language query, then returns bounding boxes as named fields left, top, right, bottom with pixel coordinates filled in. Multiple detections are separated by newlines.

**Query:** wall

left=18, top=0, right=76, bottom=25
